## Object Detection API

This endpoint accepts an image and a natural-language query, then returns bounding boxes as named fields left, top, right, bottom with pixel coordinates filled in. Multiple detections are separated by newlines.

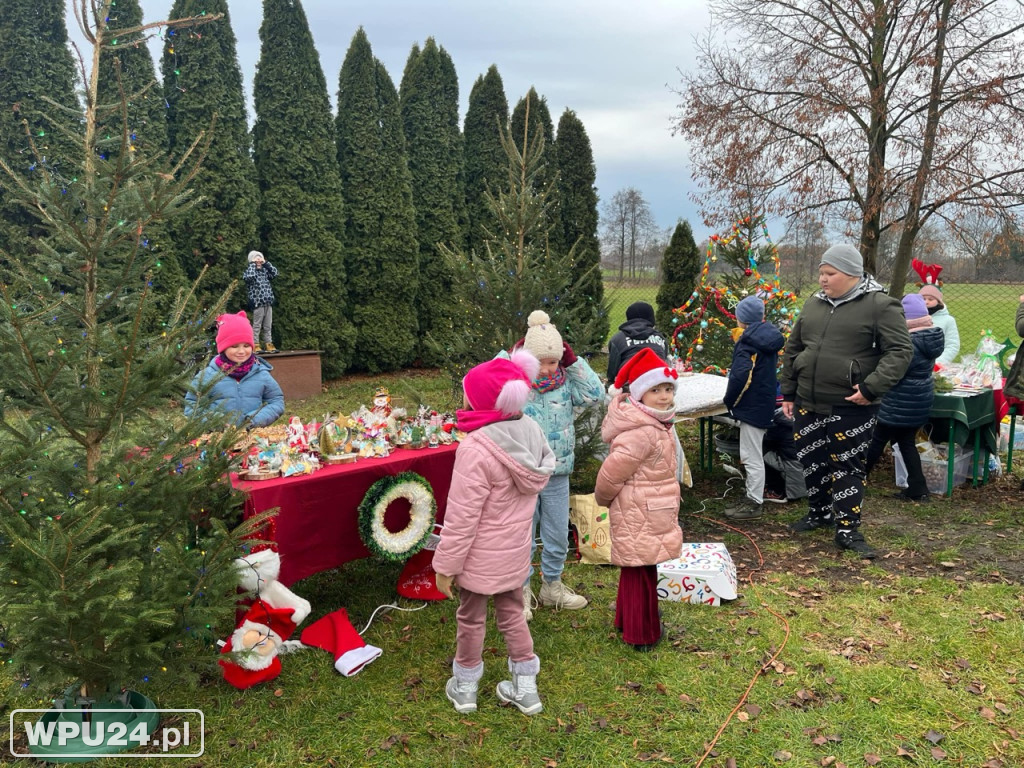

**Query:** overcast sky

left=66, top=0, right=712, bottom=236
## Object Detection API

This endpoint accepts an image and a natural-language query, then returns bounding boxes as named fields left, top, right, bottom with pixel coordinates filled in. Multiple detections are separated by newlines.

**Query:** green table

left=929, top=390, right=997, bottom=496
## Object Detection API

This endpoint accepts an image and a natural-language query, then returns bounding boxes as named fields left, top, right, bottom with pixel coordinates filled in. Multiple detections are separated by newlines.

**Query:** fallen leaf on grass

left=931, top=747, right=947, bottom=760
left=966, top=681, right=986, bottom=695
left=744, top=703, right=762, bottom=717
left=980, top=706, right=997, bottom=720
left=736, top=711, right=749, bottom=722
left=924, top=730, right=945, bottom=744
left=772, top=750, right=792, bottom=761
left=864, top=754, right=881, bottom=765
left=896, top=745, right=914, bottom=757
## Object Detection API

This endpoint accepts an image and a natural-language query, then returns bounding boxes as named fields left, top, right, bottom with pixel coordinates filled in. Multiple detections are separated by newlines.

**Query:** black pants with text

left=793, top=403, right=878, bottom=532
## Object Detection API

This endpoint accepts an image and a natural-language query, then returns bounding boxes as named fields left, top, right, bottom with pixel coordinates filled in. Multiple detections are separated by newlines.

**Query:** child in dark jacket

left=864, top=294, right=945, bottom=501
left=184, top=311, right=284, bottom=428
left=433, top=350, right=555, bottom=716
left=243, top=250, right=278, bottom=353
left=723, top=296, right=786, bottom=520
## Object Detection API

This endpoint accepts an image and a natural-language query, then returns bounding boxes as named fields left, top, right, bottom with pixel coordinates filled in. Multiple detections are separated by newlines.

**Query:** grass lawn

left=3, top=364, right=1022, bottom=767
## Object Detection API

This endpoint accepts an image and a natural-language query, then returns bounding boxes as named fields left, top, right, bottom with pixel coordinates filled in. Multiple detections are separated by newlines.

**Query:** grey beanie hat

left=819, top=244, right=863, bottom=276
left=248, top=250, right=264, bottom=263
left=735, top=295, right=765, bottom=325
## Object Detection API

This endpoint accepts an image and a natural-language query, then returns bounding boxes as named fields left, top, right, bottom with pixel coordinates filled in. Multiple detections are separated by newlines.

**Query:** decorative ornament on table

left=371, top=387, right=392, bottom=418
left=218, top=549, right=311, bottom=690
left=286, top=416, right=308, bottom=451
left=318, top=415, right=357, bottom=464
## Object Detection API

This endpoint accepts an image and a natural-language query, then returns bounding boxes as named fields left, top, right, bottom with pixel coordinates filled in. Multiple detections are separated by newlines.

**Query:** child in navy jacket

left=722, top=296, right=785, bottom=520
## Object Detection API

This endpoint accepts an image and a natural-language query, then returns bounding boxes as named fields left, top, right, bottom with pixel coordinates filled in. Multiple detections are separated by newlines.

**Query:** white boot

left=445, top=661, right=482, bottom=713
left=538, top=577, right=588, bottom=609
left=496, top=656, right=542, bottom=715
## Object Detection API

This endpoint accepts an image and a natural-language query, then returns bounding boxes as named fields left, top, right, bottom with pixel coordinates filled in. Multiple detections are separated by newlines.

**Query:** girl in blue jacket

left=184, top=311, right=285, bottom=428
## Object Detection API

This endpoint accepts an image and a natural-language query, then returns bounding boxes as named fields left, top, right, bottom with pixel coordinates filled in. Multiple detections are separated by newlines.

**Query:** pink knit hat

left=216, top=311, right=255, bottom=353
left=918, top=285, right=943, bottom=304
left=458, top=349, right=539, bottom=431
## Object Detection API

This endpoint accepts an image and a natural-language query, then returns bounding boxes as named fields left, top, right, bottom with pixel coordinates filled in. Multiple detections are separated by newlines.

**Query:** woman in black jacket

left=864, top=294, right=945, bottom=501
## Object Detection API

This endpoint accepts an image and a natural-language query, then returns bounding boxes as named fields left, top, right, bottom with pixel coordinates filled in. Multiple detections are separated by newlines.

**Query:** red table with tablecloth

left=232, top=443, right=458, bottom=587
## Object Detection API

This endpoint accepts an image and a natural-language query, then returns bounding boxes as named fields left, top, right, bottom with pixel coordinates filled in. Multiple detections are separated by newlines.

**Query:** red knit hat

left=216, top=311, right=254, bottom=353
left=614, top=347, right=678, bottom=402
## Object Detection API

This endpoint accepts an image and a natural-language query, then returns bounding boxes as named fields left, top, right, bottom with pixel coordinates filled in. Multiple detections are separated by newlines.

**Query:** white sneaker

left=522, top=585, right=537, bottom=621
left=538, top=578, right=588, bottom=610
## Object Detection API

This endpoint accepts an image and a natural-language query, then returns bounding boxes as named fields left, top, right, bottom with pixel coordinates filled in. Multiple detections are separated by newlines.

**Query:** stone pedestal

left=264, top=350, right=322, bottom=401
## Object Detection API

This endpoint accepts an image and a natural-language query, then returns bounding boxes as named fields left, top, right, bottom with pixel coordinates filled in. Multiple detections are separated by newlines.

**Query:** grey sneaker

left=445, top=676, right=478, bottom=713
left=522, top=584, right=537, bottom=621
left=724, top=501, right=763, bottom=520
left=538, top=578, right=588, bottom=609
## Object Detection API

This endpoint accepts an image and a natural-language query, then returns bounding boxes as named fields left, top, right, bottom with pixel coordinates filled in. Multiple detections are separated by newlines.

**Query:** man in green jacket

left=779, top=244, right=912, bottom=559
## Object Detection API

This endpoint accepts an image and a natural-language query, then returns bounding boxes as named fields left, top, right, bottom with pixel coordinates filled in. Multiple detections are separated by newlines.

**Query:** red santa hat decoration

left=911, top=258, right=943, bottom=287
left=300, top=608, right=383, bottom=677
left=611, top=347, right=678, bottom=401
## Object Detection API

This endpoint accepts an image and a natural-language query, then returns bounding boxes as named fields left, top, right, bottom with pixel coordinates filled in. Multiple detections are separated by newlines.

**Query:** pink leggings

left=455, top=587, right=535, bottom=669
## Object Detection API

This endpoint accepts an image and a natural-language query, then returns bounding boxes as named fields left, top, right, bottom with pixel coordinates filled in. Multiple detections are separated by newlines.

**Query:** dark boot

left=835, top=529, right=877, bottom=559
left=788, top=513, right=831, bottom=533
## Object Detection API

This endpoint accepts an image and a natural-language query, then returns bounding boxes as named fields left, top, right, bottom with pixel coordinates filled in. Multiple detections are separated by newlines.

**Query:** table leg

left=706, top=417, right=715, bottom=473
left=698, top=417, right=706, bottom=474
left=946, top=421, right=955, bottom=498
left=971, top=428, right=981, bottom=487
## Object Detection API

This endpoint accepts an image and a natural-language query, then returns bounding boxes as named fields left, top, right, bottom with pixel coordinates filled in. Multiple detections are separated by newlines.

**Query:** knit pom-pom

left=527, top=310, right=550, bottom=328
left=508, top=348, right=540, bottom=382
left=494, top=379, right=530, bottom=416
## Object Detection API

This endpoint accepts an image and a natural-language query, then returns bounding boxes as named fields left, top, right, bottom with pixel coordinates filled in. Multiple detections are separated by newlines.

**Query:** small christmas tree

left=434, top=98, right=604, bottom=382
left=670, top=216, right=797, bottom=373
left=0, top=4, right=258, bottom=704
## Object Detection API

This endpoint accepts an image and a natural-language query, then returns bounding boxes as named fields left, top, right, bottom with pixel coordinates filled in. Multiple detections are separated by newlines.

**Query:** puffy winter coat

left=1002, top=300, right=1024, bottom=401
left=723, top=320, right=786, bottom=429
left=184, top=357, right=285, bottom=428
left=878, top=325, right=944, bottom=427
left=606, top=318, right=669, bottom=383
left=433, top=417, right=555, bottom=594
left=595, top=394, right=682, bottom=567
left=780, top=277, right=913, bottom=412
left=930, top=306, right=960, bottom=365
left=522, top=357, right=604, bottom=476
left=243, top=261, right=278, bottom=308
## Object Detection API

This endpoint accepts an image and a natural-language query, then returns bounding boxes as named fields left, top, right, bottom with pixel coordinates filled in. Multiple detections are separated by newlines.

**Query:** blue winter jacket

left=522, top=357, right=604, bottom=476
left=723, top=321, right=786, bottom=429
left=877, top=326, right=944, bottom=427
left=184, top=357, right=285, bottom=428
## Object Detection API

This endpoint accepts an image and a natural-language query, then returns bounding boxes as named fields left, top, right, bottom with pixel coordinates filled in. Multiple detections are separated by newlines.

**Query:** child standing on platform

left=433, top=351, right=555, bottom=716
left=515, top=310, right=605, bottom=620
left=722, top=296, right=786, bottom=521
left=184, top=311, right=284, bottom=428
left=596, top=348, right=683, bottom=651
left=243, top=250, right=278, bottom=353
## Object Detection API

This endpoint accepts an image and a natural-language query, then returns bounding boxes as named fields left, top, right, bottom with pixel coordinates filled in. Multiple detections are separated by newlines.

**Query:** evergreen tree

left=336, top=29, right=418, bottom=372
left=511, top=88, right=559, bottom=252
left=253, top=0, right=354, bottom=376
left=670, top=216, right=797, bottom=373
left=656, top=219, right=701, bottom=337
left=162, top=0, right=259, bottom=309
left=399, top=38, right=463, bottom=366
left=435, top=103, right=598, bottom=383
left=0, top=8, right=253, bottom=700
left=463, top=65, right=508, bottom=258
left=554, top=108, right=608, bottom=353
left=0, top=0, right=80, bottom=262
left=438, top=47, right=468, bottom=249
left=97, top=0, right=187, bottom=332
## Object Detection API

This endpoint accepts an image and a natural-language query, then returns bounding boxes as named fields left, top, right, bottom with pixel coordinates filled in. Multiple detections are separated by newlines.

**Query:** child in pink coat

left=596, top=348, right=683, bottom=651
left=433, top=350, right=556, bottom=716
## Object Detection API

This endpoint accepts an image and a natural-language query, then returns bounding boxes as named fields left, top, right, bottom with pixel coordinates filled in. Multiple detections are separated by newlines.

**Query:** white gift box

left=657, top=543, right=738, bottom=606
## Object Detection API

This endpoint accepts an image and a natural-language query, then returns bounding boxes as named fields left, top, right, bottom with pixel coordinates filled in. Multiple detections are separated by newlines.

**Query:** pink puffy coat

left=595, top=393, right=682, bottom=567
left=433, top=417, right=555, bottom=595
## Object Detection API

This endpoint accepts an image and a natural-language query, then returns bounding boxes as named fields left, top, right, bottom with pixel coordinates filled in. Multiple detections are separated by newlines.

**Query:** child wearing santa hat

left=432, top=350, right=556, bottom=715
left=596, top=347, right=683, bottom=651
left=184, top=311, right=285, bottom=428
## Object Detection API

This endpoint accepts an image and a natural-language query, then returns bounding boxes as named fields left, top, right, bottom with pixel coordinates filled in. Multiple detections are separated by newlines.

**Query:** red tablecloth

left=232, top=444, right=458, bottom=587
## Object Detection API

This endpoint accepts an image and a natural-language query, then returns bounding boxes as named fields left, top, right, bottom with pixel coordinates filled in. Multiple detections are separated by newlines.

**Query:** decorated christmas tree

left=670, top=216, right=797, bottom=373
left=0, top=4, right=259, bottom=705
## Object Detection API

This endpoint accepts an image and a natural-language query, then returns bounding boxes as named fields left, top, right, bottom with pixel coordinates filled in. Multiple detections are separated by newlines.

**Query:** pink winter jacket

left=433, top=416, right=555, bottom=595
left=595, top=393, right=682, bottom=567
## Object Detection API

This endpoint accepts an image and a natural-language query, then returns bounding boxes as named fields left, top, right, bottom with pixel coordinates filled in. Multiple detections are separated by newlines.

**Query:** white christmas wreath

left=357, top=472, right=437, bottom=561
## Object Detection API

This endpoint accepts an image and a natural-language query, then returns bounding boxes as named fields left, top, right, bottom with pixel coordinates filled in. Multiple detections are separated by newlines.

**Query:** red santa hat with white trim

left=612, top=347, right=678, bottom=401
left=300, top=608, right=382, bottom=677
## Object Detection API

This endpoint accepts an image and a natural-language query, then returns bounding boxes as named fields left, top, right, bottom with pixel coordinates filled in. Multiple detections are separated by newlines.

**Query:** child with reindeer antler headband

left=912, top=259, right=960, bottom=364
